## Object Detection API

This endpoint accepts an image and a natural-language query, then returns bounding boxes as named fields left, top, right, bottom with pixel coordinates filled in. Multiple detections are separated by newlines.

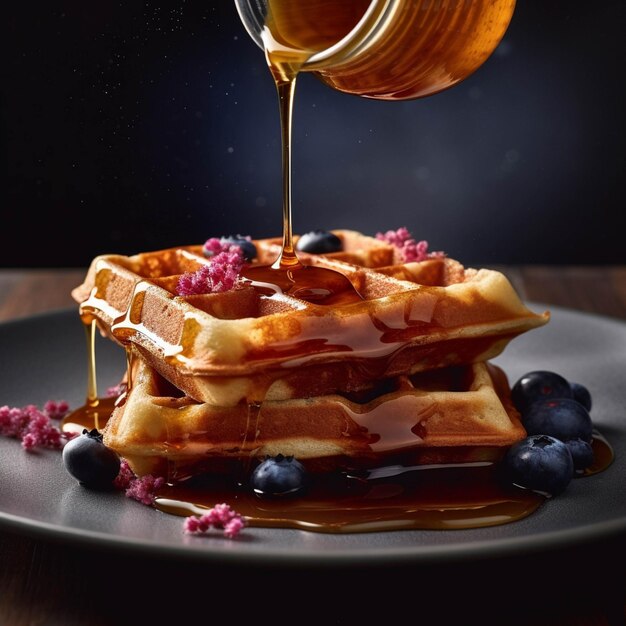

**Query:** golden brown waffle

left=72, top=230, right=549, bottom=406
left=104, top=355, right=525, bottom=481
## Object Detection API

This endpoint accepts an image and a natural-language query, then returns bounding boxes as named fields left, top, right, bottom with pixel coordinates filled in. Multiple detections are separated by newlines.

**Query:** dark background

left=2, top=1, right=624, bottom=268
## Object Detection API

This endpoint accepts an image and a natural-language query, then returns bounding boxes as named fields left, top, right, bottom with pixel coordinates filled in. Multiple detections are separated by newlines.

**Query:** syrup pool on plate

left=60, top=378, right=614, bottom=534
left=154, top=434, right=613, bottom=533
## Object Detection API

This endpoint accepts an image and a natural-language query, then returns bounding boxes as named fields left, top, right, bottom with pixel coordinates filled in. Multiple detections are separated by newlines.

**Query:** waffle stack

left=72, top=230, right=549, bottom=481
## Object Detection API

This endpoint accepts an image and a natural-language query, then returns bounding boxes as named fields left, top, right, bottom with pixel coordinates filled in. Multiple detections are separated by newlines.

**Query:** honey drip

left=62, top=317, right=121, bottom=434
left=583, top=430, right=614, bottom=477
left=236, top=402, right=263, bottom=485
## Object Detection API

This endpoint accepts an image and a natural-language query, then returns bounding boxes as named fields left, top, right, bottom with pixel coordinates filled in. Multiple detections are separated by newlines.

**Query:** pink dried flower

left=177, top=247, right=245, bottom=296
left=125, top=473, right=165, bottom=506
left=222, top=515, right=246, bottom=538
left=0, top=405, right=28, bottom=438
left=184, top=502, right=246, bottom=538
left=376, top=227, right=445, bottom=262
left=113, top=458, right=164, bottom=506
left=0, top=403, right=74, bottom=451
left=202, top=237, right=231, bottom=257
left=113, top=460, right=243, bottom=538
left=43, top=400, right=70, bottom=420
left=113, top=458, right=135, bottom=490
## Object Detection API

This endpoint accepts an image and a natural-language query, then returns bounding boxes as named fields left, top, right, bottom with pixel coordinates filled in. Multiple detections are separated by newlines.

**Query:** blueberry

left=62, top=428, right=121, bottom=489
left=570, top=382, right=592, bottom=412
left=523, top=397, right=593, bottom=442
left=566, top=438, right=595, bottom=471
left=296, top=230, right=343, bottom=254
left=501, top=434, right=574, bottom=495
left=204, top=235, right=257, bottom=261
left=250, top=454, right=308, bottom=498
left=511, top=370, right=573, bottom=414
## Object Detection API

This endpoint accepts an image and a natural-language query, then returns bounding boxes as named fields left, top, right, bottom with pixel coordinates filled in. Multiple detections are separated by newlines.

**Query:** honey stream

left=240, top=1, right=364, bottom=305
left=61, top=319, right=120, bottom=434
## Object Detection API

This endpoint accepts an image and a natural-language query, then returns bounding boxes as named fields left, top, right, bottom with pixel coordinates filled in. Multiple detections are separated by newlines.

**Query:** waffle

left=104, top=354, right=526, bottom=481
left=72, top=230, right=549, bottom=406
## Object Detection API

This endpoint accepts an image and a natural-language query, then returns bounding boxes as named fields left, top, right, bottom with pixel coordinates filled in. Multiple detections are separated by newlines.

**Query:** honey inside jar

left=259, top=0, right=516, bottom=99
left=262, top=0, right=372, bottom=60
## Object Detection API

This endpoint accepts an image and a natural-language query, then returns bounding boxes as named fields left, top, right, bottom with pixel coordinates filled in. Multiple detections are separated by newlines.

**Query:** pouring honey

left=236, top=0, right=516, bottom=302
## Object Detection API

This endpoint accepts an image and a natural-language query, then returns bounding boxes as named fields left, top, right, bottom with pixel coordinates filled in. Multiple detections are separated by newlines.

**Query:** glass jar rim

left=235, top=0, right=395, bottom=71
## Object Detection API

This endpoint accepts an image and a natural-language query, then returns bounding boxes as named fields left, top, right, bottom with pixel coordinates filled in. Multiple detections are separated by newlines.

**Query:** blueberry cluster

left=502, top=371, right=595, bottom=496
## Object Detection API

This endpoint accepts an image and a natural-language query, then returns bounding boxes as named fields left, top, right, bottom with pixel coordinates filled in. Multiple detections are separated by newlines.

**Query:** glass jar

left=235, top=0, right=516, bottom=100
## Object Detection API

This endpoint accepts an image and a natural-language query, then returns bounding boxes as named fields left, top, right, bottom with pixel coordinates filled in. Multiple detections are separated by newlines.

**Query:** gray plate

left=1, top=306, right=625, bottom=567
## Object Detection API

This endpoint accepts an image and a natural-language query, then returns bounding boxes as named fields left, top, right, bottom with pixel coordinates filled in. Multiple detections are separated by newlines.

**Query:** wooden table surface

left=1, top=266, right=625, bottom=626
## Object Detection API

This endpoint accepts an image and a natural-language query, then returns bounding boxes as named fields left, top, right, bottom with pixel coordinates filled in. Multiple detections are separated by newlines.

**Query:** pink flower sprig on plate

left=0, top=401, right=74, bottom=450
left=376, top=227, right=445, bottom=262
left=184, top=503, right=246, bottom=539
left=2, top=397, right=247, bottom=539
left=114, top=460, right=245, bottom=537
left=114, top=458, right=165, bottom=506
left=177, top=240, right=245, bottom=296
